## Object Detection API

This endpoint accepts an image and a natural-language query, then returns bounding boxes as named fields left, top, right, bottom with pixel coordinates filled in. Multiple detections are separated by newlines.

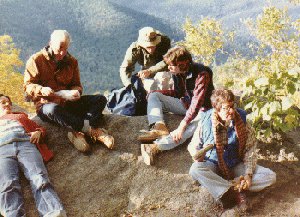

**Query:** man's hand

left=192, top=144, right=214, bottom=162
left=226, top=108, right=236, bottom=121
left=242, top=174, right=252, bottom=190
left=55, top=90, right=80, bottom=101
left=233, top=175, right=252, bottom=192
left=69, top=90, right=81, bottom=101
left=29, top=131, right=42, bottom=144
left=41, top=87, right=54, bottom=96
left=171, top=121, right=187, bottom=143
left=137, top=70, right=151, bottom=79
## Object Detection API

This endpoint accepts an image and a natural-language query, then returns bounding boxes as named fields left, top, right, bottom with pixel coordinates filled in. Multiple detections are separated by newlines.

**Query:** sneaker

left=90, top=128, right=114, bottom=149
left=67, top=131, right=90, bottom=153
left=138, top=122, right=169, bottom=143
left=141, top=143, right=159, bottom=165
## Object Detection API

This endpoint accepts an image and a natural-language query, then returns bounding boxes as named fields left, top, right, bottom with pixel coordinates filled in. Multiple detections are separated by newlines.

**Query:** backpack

left=107, top=74, right=147, bottom=116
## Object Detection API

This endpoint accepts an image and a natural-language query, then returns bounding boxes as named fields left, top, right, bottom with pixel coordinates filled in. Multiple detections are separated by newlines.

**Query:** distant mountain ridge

left=0, top=0, right=177, bottom=93
left=1, top=0, right=299, bottom=93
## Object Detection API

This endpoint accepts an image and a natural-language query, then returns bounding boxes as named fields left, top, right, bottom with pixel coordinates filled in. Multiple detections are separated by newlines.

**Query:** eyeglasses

left=0, top=99, right=11, bottom=105
left=220, top=103, right=234, bottom=111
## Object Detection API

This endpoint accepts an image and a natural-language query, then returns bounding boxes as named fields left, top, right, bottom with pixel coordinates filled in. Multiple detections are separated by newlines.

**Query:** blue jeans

left=38, top=95, right=107, bottom=132
left=0, top=142, right=65, bottom=217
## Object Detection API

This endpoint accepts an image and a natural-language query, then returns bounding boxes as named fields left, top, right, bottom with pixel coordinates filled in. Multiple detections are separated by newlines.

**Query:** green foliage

left=0, top=35, right=34, bottom=112
left=241, top=6, right=300, bottom=138
left=181, top=6, right=300, bottom=139
left=178, top=17, right=228, bottom=65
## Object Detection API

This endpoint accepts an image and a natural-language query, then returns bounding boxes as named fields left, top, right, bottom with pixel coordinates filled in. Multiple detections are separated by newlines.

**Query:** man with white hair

left=24, top=30, right=114, bottom=153
left=120, top=27, right=172, bottom=91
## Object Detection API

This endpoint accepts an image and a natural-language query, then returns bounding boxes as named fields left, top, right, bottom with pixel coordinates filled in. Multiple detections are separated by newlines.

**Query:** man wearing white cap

left=120, top=27, right=171, bottom=91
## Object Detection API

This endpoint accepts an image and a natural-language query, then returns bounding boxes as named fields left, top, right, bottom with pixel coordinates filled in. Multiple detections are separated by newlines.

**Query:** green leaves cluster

left=179, top=17, right=226, bottom=65
left=241, top=6, right=300, bottom=138
left=181, top=5, right=300, bottom=139
left=0, top=35, right=34, bottom=112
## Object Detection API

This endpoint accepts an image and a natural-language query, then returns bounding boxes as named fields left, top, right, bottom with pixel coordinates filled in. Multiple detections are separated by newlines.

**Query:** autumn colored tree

left=180, top=5, right=300, bottom=139
left=0, top=35, right=34, bottom=112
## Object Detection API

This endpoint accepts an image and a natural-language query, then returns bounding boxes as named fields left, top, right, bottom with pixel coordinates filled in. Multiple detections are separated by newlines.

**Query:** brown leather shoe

left=141, top=143, right=160, bottom=165
left=90, top=128, right=114, bottom=149
left=67, top=131, right=90, bottom=153
left=138, top=122, right=169, bottom=143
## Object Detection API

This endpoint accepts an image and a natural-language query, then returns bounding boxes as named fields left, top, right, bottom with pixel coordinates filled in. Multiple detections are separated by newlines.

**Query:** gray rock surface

left=17, top=112, right=300, bottom=217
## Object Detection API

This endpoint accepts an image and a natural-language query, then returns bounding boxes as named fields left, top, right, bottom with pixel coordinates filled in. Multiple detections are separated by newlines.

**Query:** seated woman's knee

left=189, top=161, right=206, bottom=177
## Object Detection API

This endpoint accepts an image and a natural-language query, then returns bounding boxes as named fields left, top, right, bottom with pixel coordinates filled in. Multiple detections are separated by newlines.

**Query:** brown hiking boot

left=138, top=122, right=169, bottom=143
left=141, top=143, right=160, bottom=165
left=67, top=131, right=90, bottom=153
left=89, top=128, right=114, bottom=149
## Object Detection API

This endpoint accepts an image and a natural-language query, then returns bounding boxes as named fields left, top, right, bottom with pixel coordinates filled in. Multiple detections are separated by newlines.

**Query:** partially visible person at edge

left=188, top=89, right=276, bottom=211
left=0, top=94, right=66, bottom=217
left=138, top=46, right=214, bottom=165
left=120, top=26, right=171, bottom=91
left=24, top=30, right=114, bottom=153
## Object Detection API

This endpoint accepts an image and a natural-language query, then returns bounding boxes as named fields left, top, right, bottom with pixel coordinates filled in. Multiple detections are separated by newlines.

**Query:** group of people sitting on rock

left=0, top=28, right=276, bottom=216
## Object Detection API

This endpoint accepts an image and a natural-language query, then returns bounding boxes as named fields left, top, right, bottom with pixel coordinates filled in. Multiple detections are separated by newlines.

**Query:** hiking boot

left=89, top=128, right=114, bottom=149
left=141, top=143, right=160, bottom=165
left=67, top=131, right=90, bottom=153
left=138, top=122, right=169, bottom=143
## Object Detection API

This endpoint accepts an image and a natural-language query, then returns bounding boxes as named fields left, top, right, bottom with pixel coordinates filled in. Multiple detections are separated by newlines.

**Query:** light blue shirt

left=0, top=119, right=30, bottom=146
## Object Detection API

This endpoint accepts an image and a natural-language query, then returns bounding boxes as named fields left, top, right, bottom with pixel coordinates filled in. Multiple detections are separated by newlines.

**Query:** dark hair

left=163, top=46, right=192, bottom=71
left=0, top=94, right=12, bottom=105
left=210, top=89, right=234, bottom=111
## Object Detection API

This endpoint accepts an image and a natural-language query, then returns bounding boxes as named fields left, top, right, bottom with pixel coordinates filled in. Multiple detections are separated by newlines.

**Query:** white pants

left=189, top=161, right=276, bottom=200
left=147, top=92, right=186, bottom=125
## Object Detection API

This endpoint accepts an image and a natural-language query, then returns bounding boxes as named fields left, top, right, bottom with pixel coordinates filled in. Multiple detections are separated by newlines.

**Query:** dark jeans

left=37, top=95, right=107, bottom=132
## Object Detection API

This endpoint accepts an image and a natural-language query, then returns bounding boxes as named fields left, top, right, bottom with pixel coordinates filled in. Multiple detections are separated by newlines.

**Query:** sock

left=81, top=120, right=91, bottom=134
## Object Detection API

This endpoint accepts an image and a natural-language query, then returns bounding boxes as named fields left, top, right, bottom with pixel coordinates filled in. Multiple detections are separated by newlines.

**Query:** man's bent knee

left=40, top=103, right=60, bottom=116
left=148, top=92, right=163, bottom=101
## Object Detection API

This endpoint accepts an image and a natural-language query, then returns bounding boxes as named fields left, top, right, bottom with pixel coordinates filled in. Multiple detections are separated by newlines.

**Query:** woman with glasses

left=188, top=89, right=276, bottom=211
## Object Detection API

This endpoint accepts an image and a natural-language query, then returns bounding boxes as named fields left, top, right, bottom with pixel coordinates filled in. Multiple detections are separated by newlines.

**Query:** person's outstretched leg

left=18, top=142, right=66, bottom=217
left=0, top=144, right=25, bottom=217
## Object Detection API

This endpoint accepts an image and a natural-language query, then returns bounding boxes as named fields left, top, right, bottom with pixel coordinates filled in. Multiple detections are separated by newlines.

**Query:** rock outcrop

left=17, top=112, right=300, bottom=217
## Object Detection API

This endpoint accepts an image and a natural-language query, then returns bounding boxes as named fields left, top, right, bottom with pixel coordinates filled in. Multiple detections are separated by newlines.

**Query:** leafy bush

left=0, top=35, right=34, bottom=112
left=180, top=5, right=300, bottom=139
